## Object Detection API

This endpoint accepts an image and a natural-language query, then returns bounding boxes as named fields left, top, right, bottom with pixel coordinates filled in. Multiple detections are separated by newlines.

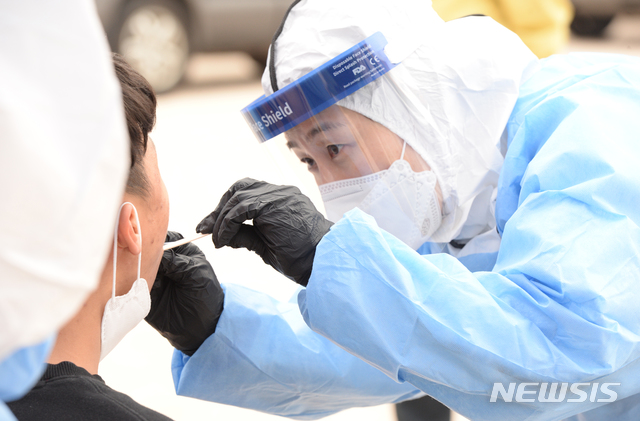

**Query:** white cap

left=0, top=0, right=129, bottom=359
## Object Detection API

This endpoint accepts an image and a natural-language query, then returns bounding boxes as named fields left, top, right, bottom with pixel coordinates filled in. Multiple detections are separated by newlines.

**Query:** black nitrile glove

left=145, top=231, right=224, bottom=356
left=196, top=178, right=333, bottom=286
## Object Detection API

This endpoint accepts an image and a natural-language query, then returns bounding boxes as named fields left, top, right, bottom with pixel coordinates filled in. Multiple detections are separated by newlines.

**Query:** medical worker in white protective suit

left=151, top=0, right=640, bottom=420
left=0, top=1, right=129, bottom=419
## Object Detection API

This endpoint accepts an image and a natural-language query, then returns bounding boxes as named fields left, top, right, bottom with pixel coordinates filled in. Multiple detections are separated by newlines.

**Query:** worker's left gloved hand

left=145, top=231, right=224, bottom=356
left=197, top=178, right=333, bottom=286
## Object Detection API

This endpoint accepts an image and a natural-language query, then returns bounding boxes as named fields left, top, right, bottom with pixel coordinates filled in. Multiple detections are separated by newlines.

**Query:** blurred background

left=95, top=1, right=640, bottom=420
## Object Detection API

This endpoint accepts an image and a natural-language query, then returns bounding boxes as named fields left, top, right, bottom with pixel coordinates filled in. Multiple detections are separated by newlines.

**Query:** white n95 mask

left=319, top=172, right=382, bottom=223
left=321, top=143, right=442, bottom=250
left=100, top=202, right=151, bottom=361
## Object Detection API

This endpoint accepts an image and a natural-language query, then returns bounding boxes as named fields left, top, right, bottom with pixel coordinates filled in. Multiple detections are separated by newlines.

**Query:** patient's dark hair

left=112, top=53, right=157, bottom=197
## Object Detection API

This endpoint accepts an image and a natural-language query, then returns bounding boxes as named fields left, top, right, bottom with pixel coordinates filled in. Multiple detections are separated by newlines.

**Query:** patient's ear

left=116, top=203, right=141, bottom=256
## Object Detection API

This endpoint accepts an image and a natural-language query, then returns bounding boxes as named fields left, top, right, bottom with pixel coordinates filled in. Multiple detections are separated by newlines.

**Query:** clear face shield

left=242, top=33, right=442, bottom=249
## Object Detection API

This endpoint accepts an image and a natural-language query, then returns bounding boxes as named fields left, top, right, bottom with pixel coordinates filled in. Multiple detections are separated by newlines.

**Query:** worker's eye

left=327, top=144, right=344, bottom=159
left=301, top=157, right=316, bottom=170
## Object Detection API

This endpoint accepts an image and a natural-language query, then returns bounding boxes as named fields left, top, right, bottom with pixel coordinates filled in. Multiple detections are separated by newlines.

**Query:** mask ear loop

left=400, top=140, right=407, bottom=161
left=112, top=202, right=142, bottom=300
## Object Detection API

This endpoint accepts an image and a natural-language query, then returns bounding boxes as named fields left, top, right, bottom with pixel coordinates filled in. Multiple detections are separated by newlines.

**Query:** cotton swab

left=163, top=233, right=211, bottom=251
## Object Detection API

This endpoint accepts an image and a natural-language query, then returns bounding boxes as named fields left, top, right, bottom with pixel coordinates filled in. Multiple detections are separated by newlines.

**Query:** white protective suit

left=0, top=0, right=129, bottom=414
left=262, top=0, right=539, bottom=248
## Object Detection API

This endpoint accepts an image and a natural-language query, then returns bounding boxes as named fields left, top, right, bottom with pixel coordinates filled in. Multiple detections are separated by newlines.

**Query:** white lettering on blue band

left=241, top=32, right=397, bottom=142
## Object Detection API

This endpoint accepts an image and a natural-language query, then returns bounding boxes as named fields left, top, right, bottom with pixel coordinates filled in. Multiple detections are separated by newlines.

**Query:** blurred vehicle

left=571, top=0, right=640, bottom=36
left=95, top=0, right=292, bottom=93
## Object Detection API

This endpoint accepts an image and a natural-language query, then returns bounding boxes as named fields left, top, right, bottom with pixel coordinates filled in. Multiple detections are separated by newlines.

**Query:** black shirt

left=7, top=361, right=173, bottom=421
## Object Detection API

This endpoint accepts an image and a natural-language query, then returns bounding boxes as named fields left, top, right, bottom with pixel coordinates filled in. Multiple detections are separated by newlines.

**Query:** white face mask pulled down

left=320, top=142, right=442, bottom=250
left=100, top=202, right=151, bottom=361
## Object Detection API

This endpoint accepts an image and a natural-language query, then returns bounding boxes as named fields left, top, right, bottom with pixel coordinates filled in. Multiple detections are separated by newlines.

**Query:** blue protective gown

left=172, top=284, right=425, bottom=419
left=172, top=52, right=640, bottom=420
left=0, top=336, right=54, bottom=421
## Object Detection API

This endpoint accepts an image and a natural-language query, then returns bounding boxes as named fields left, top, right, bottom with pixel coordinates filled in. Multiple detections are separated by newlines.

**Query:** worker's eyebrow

left=286, top=122, right=345, bottom=149
left=308, top=121, right=345, bottom=139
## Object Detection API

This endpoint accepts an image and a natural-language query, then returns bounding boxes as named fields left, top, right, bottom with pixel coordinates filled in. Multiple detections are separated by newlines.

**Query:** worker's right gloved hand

left=145, top=231, right=224, bottom=356
left=196, top=178, right=333, bottom=286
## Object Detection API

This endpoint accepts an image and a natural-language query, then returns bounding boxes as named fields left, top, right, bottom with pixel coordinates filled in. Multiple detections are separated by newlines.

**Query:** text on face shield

left=260, top=102, right=294, bottom=127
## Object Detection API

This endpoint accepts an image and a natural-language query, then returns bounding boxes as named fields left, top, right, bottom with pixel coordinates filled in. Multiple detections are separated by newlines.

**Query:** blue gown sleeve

left=171, top=283, right=424, bottom=420
left=0, top=336, right=54, bottom=402
left=299, top=54, right=640, bottom=421
left=0, top=335, right=55, bottom=421
left=0, top=404, right=16, bottom=421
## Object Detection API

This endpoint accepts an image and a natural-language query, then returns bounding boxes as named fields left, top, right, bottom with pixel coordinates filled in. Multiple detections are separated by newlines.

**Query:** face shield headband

left=241, top=32, right=399, bottom=143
